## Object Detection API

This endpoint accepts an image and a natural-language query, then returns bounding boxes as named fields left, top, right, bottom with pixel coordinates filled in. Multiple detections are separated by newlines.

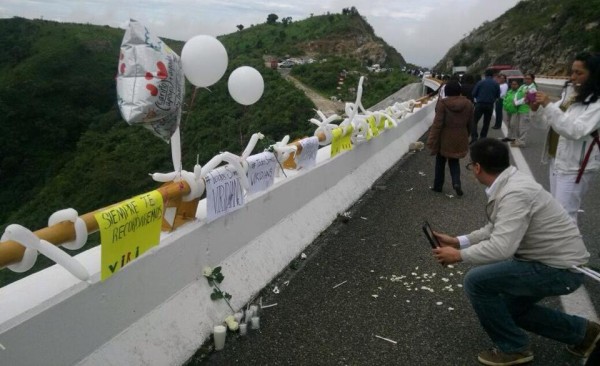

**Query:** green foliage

left=436, top=0, right=600, bottom=74
left=204, top=266, right=233, bottom=308
left=266, top=13, right=279, bottom=25
left=292, top=57, right=416, bottom=108
left=219, top=12, right=405, bottom=66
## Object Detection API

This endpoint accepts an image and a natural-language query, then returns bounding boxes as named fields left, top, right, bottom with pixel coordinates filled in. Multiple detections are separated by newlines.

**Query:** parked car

left=278, top=59, right=295, bottom=68
left=499, top=69, right=524, bottom=84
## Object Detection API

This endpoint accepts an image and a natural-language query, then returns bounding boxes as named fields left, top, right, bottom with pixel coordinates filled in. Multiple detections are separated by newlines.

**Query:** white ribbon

left=2, top=224, right=89, bottom=281
left=309, top=109, right=340, bottom=146
left=270, top=135, right=297, bottom=163
left=152, top=133, right=264, bottom=196
left=48, top=208, right=87, bottom=250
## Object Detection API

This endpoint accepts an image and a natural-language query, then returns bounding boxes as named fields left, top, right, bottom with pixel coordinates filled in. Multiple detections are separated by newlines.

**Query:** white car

left=278, top=60, right=295, bottom=68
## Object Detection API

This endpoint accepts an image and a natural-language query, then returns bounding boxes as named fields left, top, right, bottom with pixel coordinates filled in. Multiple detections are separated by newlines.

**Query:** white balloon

left=181, top=35, right=228, bottom=87
left=228, top=66, right=264, bottom=105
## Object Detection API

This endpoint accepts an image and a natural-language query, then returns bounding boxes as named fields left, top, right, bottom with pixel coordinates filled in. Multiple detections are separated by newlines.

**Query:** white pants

left=549, top=158, right=595, bottom=225
left=515, top=113, right=530, bottom=143
left=506, top=113, right=517, bottom=139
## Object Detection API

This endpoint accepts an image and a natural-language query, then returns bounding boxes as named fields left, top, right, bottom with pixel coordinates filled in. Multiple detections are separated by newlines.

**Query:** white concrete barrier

left=0, top=102, right=435, bottom=366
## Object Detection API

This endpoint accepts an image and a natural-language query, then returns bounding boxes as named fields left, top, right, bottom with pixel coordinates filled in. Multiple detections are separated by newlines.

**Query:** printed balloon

left=116, top=20, right=184, bottom=142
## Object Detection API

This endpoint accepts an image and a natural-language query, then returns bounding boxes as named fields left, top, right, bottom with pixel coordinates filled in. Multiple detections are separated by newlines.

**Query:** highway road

left=189, top=81, right=599, bottom=366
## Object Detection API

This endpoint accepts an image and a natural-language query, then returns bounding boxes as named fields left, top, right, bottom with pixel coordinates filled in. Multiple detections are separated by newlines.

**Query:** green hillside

left=435, top=0, right=600, bottom=75
left=0, top=11, right=415, bottom=285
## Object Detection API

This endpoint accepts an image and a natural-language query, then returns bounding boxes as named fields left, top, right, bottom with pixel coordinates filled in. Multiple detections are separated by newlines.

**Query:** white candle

left=245, top=309, right=253, bottom=323
left=251, top=316, right=260, bottom=330
left=239, top=323, right=248, bottom=336
left=213, top=325, right=226, bottom=351
left=234, top=312, right=243, bottom=323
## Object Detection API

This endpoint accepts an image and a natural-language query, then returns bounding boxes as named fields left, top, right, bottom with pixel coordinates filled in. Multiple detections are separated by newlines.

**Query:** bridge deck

left=189, top=124, right=600, bottom=365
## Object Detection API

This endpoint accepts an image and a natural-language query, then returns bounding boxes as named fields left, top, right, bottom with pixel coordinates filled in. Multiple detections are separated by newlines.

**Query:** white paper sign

left=205, top=165, right=245, bottom=222
left=296, top=136, right=319, bottom=170
left=246, top=152, right=277, bottom=195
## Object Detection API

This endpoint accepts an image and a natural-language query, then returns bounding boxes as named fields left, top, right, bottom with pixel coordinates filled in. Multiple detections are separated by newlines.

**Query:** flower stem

left=213, top=283, right=235, bottom=313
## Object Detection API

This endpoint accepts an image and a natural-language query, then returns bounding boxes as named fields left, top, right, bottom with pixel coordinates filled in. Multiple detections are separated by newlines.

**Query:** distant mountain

left=0, top=11, right=416, bottom=284
left=220, top=8, right=406, bottom=67
left=434, top=0, right=600, bottom=75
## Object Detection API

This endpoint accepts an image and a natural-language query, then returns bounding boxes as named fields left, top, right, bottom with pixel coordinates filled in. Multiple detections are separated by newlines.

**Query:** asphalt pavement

left=185, top=109, right=599, bottom=365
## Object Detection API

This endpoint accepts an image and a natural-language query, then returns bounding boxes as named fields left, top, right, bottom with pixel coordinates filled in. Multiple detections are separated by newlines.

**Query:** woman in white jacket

left=531, top=52, right=600, bottom=224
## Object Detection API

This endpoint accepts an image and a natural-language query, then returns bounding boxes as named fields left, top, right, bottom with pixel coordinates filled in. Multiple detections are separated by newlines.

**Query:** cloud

left=0, top=0, right=520, bottom=66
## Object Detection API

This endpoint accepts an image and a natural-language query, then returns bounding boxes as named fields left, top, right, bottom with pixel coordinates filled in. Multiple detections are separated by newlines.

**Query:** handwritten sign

left=296, top=136, right=319, bottom=170
left=205, top=165, right=245, bottom=222
left=331, top=125, right=353, bottom=158
left=96, top=191, right=163, bottom=281
left=246, top=152, right=277, bottom=195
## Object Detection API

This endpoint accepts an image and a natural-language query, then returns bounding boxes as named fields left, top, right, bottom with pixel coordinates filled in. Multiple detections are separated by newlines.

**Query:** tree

left=282, top=17, right=292, bottom=26
left=236, top=24, right=244, bottom=32
left=266, top=13, right=278, bottom=25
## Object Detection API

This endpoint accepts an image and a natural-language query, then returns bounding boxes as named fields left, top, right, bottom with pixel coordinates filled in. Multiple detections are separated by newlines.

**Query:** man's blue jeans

left=463, top=259, right=587, bottom=353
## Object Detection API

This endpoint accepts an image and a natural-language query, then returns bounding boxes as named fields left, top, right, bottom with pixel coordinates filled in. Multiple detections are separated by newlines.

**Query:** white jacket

left=462, top=167, right=589, bottom=268
left=531, top=95, right=600, bottom=173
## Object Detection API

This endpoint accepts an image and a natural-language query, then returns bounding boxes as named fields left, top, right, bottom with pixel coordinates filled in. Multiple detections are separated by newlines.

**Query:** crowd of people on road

left=425, top=51, right=600, bottom=366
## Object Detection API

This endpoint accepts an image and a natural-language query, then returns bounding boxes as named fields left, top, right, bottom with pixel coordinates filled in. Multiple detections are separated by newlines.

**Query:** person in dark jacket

left=427, top=80, right=474, bottom=196
left=471, top=69, right=500, bottom=142
left=461, top=73, right=476, bottom=103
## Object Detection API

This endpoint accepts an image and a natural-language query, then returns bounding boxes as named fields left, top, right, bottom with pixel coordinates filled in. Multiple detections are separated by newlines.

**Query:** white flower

left=225, top=315, right=239, bottom=331
left=202, top=266, right=213, bottom=277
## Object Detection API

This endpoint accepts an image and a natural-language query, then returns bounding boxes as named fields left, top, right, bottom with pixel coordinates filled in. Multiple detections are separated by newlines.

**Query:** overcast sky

left=0, top=0, right=521, bottom=67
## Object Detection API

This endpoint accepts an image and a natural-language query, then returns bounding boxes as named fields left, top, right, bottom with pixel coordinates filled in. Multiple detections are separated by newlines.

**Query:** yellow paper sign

left=95, top=191, right=163, bottom=281
left=367, top=115, right=379, bottom=138
left=331, top=125, right=354, bottom=157
left=378, top=115, right=388, bottom=130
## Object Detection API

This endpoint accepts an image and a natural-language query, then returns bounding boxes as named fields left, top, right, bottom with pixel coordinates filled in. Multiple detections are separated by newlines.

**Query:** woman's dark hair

left=574, top=52, right=600, bottom=105
left=469, top=138, right=510, bottom=174
left=462, top=73, right=476, bottom=84
left=445, top=80, right=461, bottom=96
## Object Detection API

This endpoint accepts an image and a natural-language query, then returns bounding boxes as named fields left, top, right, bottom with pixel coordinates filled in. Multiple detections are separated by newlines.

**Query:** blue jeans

left=463, top=260, right=587, bottom=353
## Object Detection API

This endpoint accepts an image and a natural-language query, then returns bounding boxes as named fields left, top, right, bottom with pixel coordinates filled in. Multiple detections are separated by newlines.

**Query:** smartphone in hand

left=422, top=221, right=441, bottom=248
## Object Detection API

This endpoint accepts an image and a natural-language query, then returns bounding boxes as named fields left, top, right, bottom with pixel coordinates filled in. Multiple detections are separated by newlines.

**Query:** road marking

left=0, top=343, right=5, bottom=350
left=501, top=124, right=599, bottom=322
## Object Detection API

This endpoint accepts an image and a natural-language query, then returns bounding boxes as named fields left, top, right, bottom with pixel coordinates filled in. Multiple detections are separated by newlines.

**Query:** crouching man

left=432, top=138, right=599, bottom=365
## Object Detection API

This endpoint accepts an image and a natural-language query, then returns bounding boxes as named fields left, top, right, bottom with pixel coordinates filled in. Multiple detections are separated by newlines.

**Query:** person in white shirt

left=492, top=74, right=508, bottom=129
left=531, top=52, right=600, bottom=224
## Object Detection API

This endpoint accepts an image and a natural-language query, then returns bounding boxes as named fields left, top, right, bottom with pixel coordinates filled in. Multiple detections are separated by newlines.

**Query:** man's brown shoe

left=477, top=348, right=533, bottom=365
left=566, top=320, right=600, bottom=358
